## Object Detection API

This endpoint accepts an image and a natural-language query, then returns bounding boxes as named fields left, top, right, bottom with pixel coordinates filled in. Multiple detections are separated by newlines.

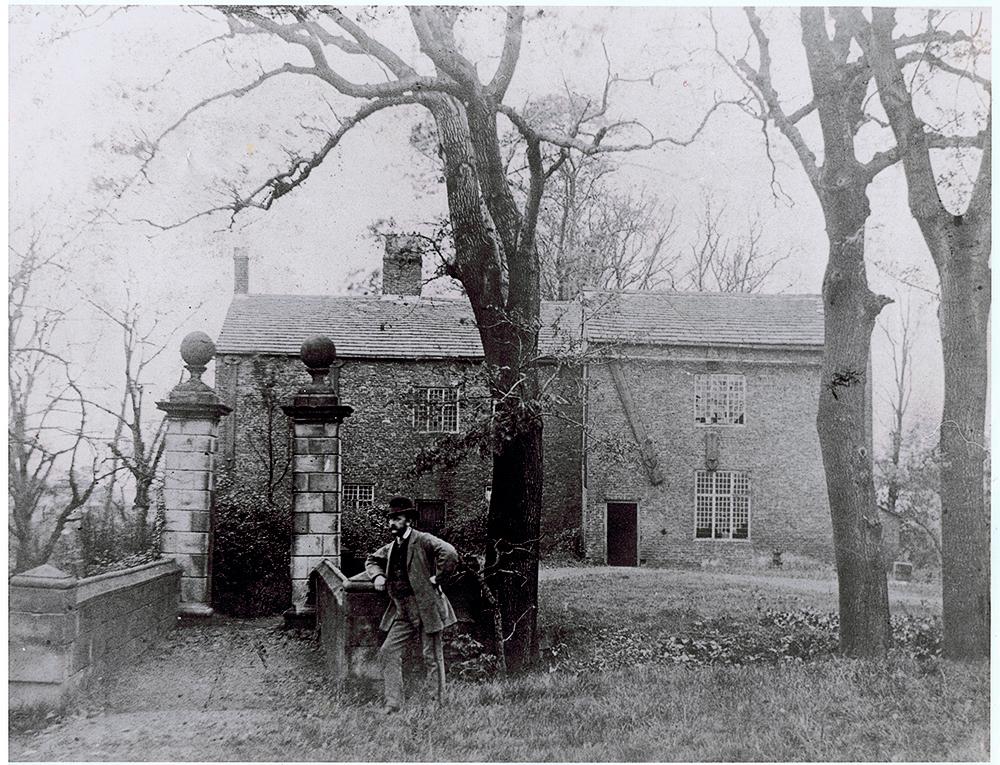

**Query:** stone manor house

left=214, top=239, right=837, bottom=568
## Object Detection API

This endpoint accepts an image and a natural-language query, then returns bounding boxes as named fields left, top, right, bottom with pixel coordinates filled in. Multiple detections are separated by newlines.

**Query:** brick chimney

left=233, top=247, right=249, bottom=295
left=382, top=235, right=423, bottom=297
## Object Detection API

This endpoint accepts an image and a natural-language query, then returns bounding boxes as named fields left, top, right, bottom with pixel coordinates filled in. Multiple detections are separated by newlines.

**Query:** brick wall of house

left=330, top=357, right=492, bottom=540
left=583, top=344, right=834, bottom=566
left=216, top=355, right=490, bottom=547
left=216, top=354, right=584, bottom=558
left=539, top=363, right=585, bottom=546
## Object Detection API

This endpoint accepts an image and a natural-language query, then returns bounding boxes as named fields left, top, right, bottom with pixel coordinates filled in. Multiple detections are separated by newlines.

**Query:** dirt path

left=8, top=618, right=364, bottom=762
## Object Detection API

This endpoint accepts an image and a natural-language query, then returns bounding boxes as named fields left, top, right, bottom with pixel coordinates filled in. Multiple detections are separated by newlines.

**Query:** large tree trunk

left=426, top=91, right=544, bottom=670
left=911, top=139, right=991, bottom=661
left=863, top=8, right=991, bottom=659
left=936, top=224, right=990, bottom=659
left=816, top=187, right=892, bottom=658
left=486, top=376, right=543, bottom=669
left=792, top=6, right=894, bottom=658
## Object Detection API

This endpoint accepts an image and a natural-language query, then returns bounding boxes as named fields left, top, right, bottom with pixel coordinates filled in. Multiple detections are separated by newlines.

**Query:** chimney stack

left=233, top=247, right=249, bottom=295
left=382, top=235, right=423, bottom=297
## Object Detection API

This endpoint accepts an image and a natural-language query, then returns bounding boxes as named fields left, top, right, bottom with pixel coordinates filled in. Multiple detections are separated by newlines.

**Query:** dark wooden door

left=416, top=499, right=446, bottom=537
left=607, top=502, right=638, bottom=566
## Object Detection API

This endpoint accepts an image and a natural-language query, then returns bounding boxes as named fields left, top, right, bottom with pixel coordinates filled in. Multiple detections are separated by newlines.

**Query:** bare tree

left=877, top=300, right=916, bottom=544
left=875, top=301, right=944, bottom=569
left=684, top=194, right=790, bottom=293
left=531, top=153, right=680, bottom=299
left=133, top=7, right=731, bottom=668
left=243, top=358, right=295, bottom=506
left=412, top=92, right=682, bottom=301
left=896, top=439, right=944, bottom=566
left=718, top=7, right=897, bottom=657
left=858, top=7, right=990, bottom=660
left=83, top=297, right=177, bottom=543
left=8, top=238, right=111, bottom=572
left=878, top=299, right=916, bottom=524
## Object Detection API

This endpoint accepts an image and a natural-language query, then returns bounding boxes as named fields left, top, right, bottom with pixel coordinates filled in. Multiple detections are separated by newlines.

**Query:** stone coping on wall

left=9, top=563, right=77, bottom=590
left=75, top=559, right=181, bottom=603
left=311, top=556, right=476, bottom=629
left=10, top=558, right=182, bottom=708
left=314, top=558, right=376, bottom=591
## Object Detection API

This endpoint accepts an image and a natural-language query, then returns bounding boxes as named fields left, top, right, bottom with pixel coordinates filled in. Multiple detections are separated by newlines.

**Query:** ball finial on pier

left=300, top=335, right=337, bottom=386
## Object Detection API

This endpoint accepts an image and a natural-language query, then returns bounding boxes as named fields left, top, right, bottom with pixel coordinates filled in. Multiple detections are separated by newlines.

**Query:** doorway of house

left=606, top=501, right=638, bottom=566
left=416, top=499, right=446, bottom=537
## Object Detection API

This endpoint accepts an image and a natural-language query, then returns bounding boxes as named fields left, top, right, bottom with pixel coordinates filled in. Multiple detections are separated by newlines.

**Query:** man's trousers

left=378, top=595, right=445, bottom=709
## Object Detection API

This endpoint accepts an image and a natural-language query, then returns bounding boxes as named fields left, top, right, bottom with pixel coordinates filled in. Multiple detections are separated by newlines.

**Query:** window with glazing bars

left=694, top=374, right=746, bottom=425
left=413, top=387, right=460, bottom=433
left=695, top=470, right=750, bottom=539
left=343, top=484, right=375, bottom=512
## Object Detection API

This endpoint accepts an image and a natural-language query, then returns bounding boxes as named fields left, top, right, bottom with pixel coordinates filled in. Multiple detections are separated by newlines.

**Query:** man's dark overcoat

left=365, top=529, right=459, bottom=633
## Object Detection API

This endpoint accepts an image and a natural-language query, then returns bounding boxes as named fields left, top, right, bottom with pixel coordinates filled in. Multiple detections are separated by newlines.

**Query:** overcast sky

left=8, top=5, right=991, bottom=456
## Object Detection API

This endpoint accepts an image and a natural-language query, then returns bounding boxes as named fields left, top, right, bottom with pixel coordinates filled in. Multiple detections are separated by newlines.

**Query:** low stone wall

left=9, top=558, right=182, bottom=708
left=310, top=559, right=481, bottom=682
left=311, top=561, right=386, bottom=681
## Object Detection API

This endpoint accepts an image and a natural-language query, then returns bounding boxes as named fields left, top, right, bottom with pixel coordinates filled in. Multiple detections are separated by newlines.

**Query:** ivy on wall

left=212, top=358, right=295, bottom=616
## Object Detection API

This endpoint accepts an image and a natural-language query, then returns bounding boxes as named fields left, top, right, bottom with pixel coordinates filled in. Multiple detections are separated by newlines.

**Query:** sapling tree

left=8, top=236, right=112, bottom=572
left=683, top=194, right=790, bottom=293
left=84, top=297, right=175, bottom=545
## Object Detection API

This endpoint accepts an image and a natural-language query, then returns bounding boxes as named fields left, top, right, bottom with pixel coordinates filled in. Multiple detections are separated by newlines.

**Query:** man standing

left=366, top=496, right=459, bottom=713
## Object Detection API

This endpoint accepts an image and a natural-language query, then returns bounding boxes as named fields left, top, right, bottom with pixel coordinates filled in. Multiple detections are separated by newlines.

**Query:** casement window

left=413, top=386, right=461, bottom=433
left=695, top=470, right=750, bottom=540
left=694, top=373, right=746, bottom=426
left=343, top=483, right=375, bottom=512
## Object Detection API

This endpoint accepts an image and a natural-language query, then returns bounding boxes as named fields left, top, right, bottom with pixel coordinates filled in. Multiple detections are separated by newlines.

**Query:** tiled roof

left=215, top=290, right=823, bottom=359
left=216, top=294, right=581, bottom=359
left=582, top=290, right=824, bottom=348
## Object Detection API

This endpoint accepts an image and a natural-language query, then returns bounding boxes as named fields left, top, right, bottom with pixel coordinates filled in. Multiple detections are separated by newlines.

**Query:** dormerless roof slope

left=582, top=290, right=824, bottom=348
left=216, top=294, right=581, bottom=358
left=215, top=290, right=823, bottom=359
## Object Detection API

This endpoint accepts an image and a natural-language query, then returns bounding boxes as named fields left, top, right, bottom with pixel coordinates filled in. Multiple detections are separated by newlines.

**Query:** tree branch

left=408, top=7, right=479, bottom=90
left=893, top=29, right=973, bottom=49
left=738, top=8, right=821, bottom=186
left=897, top=49, right=992, bottom=93
left=864, top=147, right=900, bottom=179
left=125, top=63, right=316, bottom=193
left=499, top=96, right=738, bottom=155
left=487, top=8, right=524, bottom=99
left=925, top=128, right=990, bottom=149
left=788, top=100, right=817, bottom=124
left=232, top=9, right=459, bottom=99
left=136, top=94, right=426, bottom=230
left=319, top=8, right=418, bottom=79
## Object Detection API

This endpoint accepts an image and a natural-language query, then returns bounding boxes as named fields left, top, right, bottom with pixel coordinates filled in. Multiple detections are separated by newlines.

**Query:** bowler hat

left=385, top=495, right=418, bottom=519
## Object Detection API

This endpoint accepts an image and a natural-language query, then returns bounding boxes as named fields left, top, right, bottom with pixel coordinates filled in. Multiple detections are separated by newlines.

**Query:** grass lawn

left=9, top=566, right=987, bottom=762
left=536, top=566, right=942, bottom=669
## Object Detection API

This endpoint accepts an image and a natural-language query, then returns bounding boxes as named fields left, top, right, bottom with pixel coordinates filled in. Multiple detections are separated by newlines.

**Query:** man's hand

left=373, top=574, right=386, bottom=592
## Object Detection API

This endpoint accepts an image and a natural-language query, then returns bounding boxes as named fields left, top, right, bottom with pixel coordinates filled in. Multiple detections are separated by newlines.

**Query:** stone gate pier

left=156, top=331, right=231, bottom=617
left=282, top=336, right=353, bottom=613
